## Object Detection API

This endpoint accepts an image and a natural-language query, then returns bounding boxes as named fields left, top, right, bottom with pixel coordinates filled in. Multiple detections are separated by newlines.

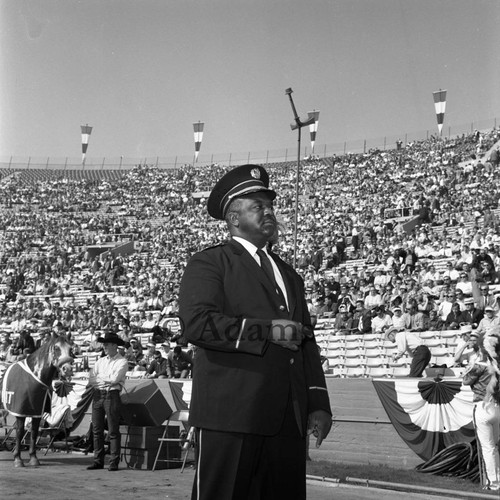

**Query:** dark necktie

left=257, top=249, right=287, bottom=309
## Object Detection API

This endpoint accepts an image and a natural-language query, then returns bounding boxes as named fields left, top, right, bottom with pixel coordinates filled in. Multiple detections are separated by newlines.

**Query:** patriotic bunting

left=308, top=110, right=320, bottom=152
left=432, top=90, right=447, bottom=135
left=193, top=121, right=204, bottom=162
left=372, top=378, right=475, bottom=461
left=168, top=379, right=192, bottom=410
left=81, top=124, right=93, bottom=165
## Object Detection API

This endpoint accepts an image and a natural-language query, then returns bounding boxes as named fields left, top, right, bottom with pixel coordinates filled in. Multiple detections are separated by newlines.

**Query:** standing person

left=463, top=330, right=500, bottom=491
left=86, top=331, right=128, bottom=472
left=179, top=165, right=332, bottom=500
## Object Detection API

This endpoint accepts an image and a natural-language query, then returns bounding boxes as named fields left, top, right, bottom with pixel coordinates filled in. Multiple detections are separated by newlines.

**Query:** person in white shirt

left=423, top=265, right=440, bottom=283
left=87, top=331, right=128, bottom=472
left=456, top=271, right=473, bottom=296
left=438, top=292, right=456, bottom=321
left=453, top=328, right=479, bottom=366
left=387, top=329, right=431, bottom=377
left=476, top=307, right=500, bottom=338
left=364, top=286, right=382, bottom=311
left=371, top=306, right=393, bottom=334
left=441, top=261, right=460, bottom=282
left=390, top=307, right=409, bottom=332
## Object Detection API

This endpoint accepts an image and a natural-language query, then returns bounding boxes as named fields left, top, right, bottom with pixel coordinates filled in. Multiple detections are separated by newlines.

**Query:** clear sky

left=1, top=0, right=499, bottom=164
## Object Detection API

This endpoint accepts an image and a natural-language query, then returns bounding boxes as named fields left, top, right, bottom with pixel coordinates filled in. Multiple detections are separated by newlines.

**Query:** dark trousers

left=191, top=403, right=306, bottom=500
left=409, top=345, right=432, bottom=377
left=91, top=390, right=122, bottom=466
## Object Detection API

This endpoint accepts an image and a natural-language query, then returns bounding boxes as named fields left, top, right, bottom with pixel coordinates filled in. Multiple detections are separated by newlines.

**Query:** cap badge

left=250, top=168, right=260, bottom=179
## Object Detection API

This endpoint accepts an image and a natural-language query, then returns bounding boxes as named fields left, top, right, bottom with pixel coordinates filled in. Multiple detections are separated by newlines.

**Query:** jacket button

left=279, top=305, right=286, bottom=311
left=290, top=358, right=294, bottom=364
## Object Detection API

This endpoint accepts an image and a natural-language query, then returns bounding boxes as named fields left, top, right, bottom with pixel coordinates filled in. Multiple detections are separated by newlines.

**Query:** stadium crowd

left=0, top=127, right=499, bottom=375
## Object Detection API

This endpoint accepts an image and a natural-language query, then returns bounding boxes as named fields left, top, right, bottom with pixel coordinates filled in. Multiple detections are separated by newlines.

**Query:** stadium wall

left=310, top=378, right=422, bottom=470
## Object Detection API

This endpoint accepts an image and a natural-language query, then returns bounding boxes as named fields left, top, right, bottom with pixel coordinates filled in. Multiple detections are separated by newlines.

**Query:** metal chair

left=0, top=420, right=17, bottom=450
left=152, top=410, right=195, bottom=472
left=36, top=407, right=71, bottom=455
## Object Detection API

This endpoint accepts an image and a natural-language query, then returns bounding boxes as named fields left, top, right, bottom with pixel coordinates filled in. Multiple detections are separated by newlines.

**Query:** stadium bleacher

left=0, top=126, right=499, bottom=378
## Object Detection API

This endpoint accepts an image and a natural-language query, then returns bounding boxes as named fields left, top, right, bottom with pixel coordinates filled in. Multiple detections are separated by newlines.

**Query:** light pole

left=285, top=88, right=315, bottom=269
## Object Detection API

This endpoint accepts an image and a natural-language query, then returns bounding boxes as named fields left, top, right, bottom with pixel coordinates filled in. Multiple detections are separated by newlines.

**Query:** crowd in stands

left=0, top=127, right=499, bottom=377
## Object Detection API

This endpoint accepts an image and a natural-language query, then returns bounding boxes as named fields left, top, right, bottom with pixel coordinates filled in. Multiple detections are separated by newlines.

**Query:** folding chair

left=152, top=410, right=195, bottom=472
left=0, top=418, right=17, bottom=450
left=36, top=407, right=71, bottom=455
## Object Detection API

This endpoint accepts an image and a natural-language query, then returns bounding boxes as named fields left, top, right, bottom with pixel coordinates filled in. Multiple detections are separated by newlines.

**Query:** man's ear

left=228, top=212, right=239, bottom=227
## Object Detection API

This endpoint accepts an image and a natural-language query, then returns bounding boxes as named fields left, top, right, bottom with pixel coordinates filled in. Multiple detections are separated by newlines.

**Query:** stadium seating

left=0, top=128, right=499, bottom=380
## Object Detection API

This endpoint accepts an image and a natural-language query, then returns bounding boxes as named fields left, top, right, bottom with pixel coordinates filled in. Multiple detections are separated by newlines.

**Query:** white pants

left=474, top=401, right=500, bottom=489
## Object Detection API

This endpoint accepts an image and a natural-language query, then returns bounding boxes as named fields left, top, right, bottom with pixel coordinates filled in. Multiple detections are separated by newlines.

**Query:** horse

left=1, top=334, right=73, bottom=467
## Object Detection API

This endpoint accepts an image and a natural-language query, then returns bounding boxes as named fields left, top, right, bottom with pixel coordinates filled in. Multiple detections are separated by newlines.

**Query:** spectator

left=35, top=328, right=52, bottom=349
left=453, top=328, right=479, bottom=366
left=371, top=306, right=393, bottom=334
left=351, top=299, right=372, bottom=334
left=459, top=297, right=483, bottom=329
left=456, top=271, right=473, bottom=296
left=160, top=342, right=171, bottom=359
left=136, top=342, right=156, bottom=371
left=438, top=292, right=456, bottom=322
left=476, top=285, right=497, bottom=313
left=146, top=350, right=170, bottom=379
left=405, top=301, right=426, bottom=332
left=441, top=261, right=460, bottom=282
left=11, top=329, right=36, bottom=358
left=425, top=309, right=444, bottom=331
left=166, top=346, right=193, bottom=379
left=389, top=306, right=409, bottom=332
left=335, top=284, right=355, bottom=315
left=0, top=334, right=12, bottom=362
left=364, top=285, right=382, bottom=311
left=444, top=302, right=463, bottom=330
left=476, top=307, right=500, bottom=338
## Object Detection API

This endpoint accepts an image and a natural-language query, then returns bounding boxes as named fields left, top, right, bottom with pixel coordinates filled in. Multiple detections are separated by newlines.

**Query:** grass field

left=306, top=460, right=498, bottom=496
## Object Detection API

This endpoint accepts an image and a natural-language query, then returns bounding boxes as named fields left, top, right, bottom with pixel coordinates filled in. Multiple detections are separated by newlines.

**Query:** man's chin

left=262, top=225, right=276, bottom=237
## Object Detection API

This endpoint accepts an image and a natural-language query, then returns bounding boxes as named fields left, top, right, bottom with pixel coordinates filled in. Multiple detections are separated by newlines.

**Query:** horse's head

left=49, top=334, right=73, bottom=370
left=24, top=333, right=74, bottom=385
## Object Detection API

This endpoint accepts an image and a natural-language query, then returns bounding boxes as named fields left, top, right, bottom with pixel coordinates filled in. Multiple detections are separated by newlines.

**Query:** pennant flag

left=193, top=121, right=204, bottom=162
left=81, top=124, right=93, bottom=165
left=372, top=378, right=475, bottom=461
left=432, top=90, right=447, bottom=135
left=308, top=110, right=320, bottom=152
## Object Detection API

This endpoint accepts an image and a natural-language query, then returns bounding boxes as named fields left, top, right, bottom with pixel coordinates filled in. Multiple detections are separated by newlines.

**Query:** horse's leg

left=13, top=417, right=25, bottom=468
left=28, top=417, right=41, bottom=466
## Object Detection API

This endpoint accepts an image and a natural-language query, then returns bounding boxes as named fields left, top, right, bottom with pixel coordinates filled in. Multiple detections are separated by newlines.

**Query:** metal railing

left=0, top=117, right=497, bottom=171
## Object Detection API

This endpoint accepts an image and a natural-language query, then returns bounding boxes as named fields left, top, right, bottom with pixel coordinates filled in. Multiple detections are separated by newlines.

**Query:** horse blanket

left=1, top=360, right=52, bottom=417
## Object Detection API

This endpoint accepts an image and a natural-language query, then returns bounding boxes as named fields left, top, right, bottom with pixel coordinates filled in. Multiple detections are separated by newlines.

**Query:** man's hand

left=307, top=410, right=332, bottom=448
left=269, top=320, right=304, bottom=351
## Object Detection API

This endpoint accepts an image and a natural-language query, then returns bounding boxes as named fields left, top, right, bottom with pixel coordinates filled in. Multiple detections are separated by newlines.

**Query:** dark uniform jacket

left=179, top=239, right=331, bottom=436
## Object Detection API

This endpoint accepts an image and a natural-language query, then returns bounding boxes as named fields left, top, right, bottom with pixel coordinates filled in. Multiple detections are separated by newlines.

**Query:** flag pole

left=285, top=88, right=315, bottom=269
